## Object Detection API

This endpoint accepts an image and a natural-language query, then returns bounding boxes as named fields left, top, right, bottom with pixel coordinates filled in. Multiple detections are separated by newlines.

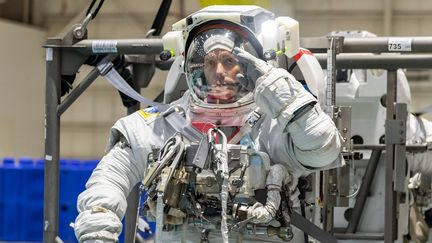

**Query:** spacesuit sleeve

left=254, top=67, right=343, bottom=169
left=286, top=104, right=343, bottom=168
left=407, top=114, right=432, bottom=175
left=73, top=117, right=149, bottom=243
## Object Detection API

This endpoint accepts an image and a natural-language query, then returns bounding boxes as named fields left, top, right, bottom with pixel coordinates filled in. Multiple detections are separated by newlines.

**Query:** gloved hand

left=247, top=202, right=274, bottom=224
left=247, top=190, right=280, bottom=224
left=246, top=164, right=291, bottom=224
left=233, top=47, right=273, bottom=91
left=408, top=173, right=422, bottom=189
left=73, top=206, right=121, bottom=243
left=233, top=47, right=317, bottom=121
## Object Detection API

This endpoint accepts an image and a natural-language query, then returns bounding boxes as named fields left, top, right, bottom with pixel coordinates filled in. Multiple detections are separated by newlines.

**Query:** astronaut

left=73, top=5, right=343, bottom=243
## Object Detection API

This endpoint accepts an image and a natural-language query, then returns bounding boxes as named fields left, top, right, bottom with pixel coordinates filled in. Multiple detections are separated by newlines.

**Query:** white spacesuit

left=73, top=5, right=343, bottom=243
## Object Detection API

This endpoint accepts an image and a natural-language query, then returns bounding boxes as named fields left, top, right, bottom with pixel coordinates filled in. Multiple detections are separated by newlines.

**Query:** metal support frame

left=300, top=36, right=432, bottom=242
left=43, top=38, right=62, bottom=243
left=43, top=37, right=163, bottom=243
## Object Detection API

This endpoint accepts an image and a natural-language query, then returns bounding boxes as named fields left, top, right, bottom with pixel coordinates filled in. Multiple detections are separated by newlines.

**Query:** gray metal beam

left=343, top=37, right=432, bottom=53
left=301, top=37, right=432, bottom=53
left=334, top=232, right=384, bottom=240
left=346, top=149, right=382, bottom=233
left=384, top=70, right=398, bottom=243
left=44, top=39, right=164, bottom=55
left=57, top=54, right=117, bottom=116
left=291, top=211, right=338, bottom=243
left=314, top=54, right=432, bottom=69
left=354, top=144, right=429, bottom=152
left=43, top=38, right=62, bottom=243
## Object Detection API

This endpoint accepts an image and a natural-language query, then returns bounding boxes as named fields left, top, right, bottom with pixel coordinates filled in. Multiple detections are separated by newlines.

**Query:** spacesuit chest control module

left=142, top=124, right=293, bottom=242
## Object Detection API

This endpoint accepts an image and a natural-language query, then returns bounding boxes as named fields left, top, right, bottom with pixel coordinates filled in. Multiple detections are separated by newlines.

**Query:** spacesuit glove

left=408, top=173, right=422, bottom=189
left=73, top=206, right=121, bottom=243
left=233, top=47, right=316, bottom=121
left=247, top=164, right=291, bottom=224
left=233, top=47, right=273, bottom=91
left=247, top=189, right=281, bottom=224
left=247, top=202, right=274, bottom=224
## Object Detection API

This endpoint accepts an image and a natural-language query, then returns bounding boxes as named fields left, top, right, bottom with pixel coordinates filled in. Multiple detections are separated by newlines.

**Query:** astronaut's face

left=203, top=49, right=241, bottom=104
left=186, top=28, right=259, bottom=107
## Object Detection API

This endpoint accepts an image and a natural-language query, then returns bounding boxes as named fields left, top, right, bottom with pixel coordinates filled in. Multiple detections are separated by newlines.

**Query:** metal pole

left=43, top=38, right=62, bottom=243
left=58, top=54, right=117, bottom=116
left=59, top=39, right=165, bottom=55
left=291, top=211, right=338, bottom=243
left=384, top=70, right=397, bottom=242
left=301, top=37, right=432, bottom=53
left=346, top=149, right=382, bottom=233
left=354, top=144, right=429, bottom=152
left=325, top=37, right=340, bottom=114
left=322, top=36, right=343, bottom=232
left=58, top=68, right=100, bottom=115
left=343, top=37, right=432, bottom=53
left=314, top=54, right=432, bottom=69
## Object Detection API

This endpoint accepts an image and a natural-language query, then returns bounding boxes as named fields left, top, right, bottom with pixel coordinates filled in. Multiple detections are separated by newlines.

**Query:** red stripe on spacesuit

left=293, top=48, right=313, bottom=62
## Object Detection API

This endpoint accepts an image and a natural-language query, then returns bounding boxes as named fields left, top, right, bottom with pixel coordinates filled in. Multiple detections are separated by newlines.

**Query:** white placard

left=46, top=48, right=53, bottom=61
left=388, top=38, right=412, bottom=52
left=92, top=40, right=118, bottom=53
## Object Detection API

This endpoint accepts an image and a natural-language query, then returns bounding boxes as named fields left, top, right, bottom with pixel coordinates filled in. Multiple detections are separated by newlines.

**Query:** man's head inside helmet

left=185, top=27, right=259, bottom=107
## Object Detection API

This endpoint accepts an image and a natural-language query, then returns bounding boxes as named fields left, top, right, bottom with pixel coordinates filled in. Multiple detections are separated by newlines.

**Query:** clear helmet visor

left=185, top=28, right=259, bottom=107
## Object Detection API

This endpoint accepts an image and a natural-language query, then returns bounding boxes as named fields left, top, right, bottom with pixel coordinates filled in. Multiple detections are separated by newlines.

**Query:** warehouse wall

left=1, top=0, right=431, bottom=158
left=0, top=20, right=45, bottom=158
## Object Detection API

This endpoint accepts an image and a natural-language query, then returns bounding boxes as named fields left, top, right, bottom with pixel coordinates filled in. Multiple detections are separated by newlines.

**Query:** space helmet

left=163, top=5, right=300, bottom=126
